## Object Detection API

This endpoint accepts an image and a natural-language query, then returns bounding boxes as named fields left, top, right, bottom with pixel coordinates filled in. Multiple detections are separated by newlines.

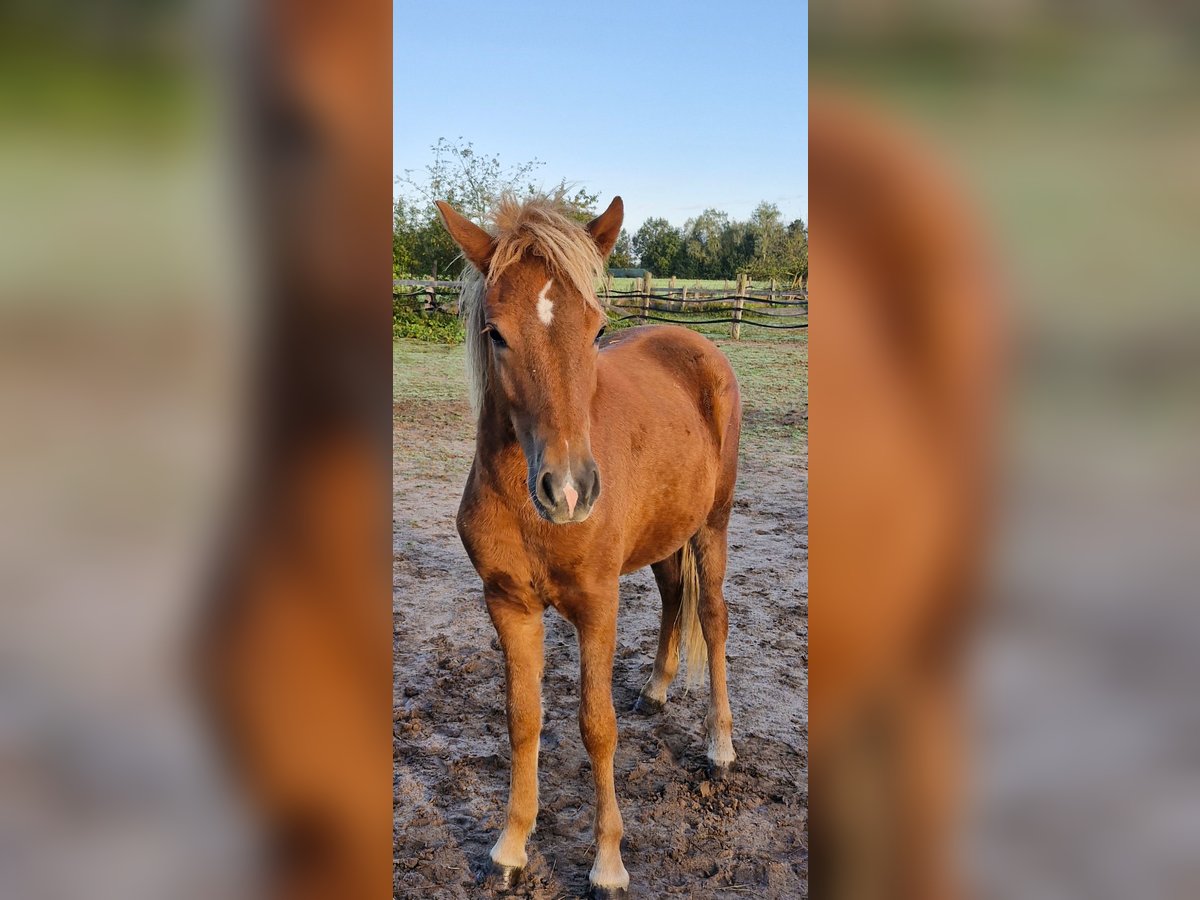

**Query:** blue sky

left=394, top=1, right=807, bottom=232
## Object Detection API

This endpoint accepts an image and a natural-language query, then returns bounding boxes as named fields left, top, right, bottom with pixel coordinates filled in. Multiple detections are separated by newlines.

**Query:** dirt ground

left=394, top=335, right=808, bottom=899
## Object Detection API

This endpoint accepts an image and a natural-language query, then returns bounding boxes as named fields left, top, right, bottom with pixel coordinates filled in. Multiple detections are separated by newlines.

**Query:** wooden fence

left=393, top=273, right=807, bottom=339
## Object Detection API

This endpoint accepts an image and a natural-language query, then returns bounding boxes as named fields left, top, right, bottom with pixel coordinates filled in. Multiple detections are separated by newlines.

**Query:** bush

left=393, top=308, right=464, bottom=344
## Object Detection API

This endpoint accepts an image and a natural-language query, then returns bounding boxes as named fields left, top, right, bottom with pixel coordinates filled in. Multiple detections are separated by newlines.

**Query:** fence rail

left=394, top=274, right=808, bottom=338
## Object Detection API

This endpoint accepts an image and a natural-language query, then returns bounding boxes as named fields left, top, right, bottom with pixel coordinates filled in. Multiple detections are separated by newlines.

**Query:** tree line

left=394, top=139, right=807, bottom=286
left=619, top=204, right=806, bottom=285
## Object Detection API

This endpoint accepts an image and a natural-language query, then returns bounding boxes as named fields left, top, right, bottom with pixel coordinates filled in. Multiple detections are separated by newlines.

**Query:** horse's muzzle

left=532, top=458, right=600, bottom=524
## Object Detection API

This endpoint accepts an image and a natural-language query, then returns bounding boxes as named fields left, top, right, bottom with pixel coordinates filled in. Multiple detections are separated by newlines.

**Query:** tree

left=783, top=218, right=809, bottom=288
left=397, top=137, right=545, bottom=223
left=678, top=209, right=731, bottom=278
left=744, top=201, right=790, bottom=280
left=721, top=219, right=755, bottom=277
left=610, top=229, right=634, bottom=269
left=392, top=195, right=420, bottom=278
left=393, top=138, right=599, bottom=278
left=632, top=217, right=683, bottom=276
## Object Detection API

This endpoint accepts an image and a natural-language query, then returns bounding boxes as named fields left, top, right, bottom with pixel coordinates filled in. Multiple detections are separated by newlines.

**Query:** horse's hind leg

left=693, top=521, right=736, bottom=775
left=635, top=552, right=683, bottom=714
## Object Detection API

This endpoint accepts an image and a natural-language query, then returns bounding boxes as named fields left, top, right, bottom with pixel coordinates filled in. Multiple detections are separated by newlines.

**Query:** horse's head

left=436, top=195, right=624, bottom=525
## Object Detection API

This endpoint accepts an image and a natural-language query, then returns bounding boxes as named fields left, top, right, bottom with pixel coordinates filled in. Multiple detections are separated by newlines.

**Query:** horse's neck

left=474, top=389, right=520, bottom=468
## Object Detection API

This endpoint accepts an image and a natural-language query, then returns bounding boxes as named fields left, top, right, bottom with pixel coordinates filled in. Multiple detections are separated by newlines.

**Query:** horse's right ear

left=435, top=201, right=495, bottom=272
left=586, top=196, right=624, bottom=259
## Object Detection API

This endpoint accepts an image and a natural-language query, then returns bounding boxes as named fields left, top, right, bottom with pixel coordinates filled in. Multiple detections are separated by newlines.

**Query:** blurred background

left=811, top=2, right=1200, bottom=899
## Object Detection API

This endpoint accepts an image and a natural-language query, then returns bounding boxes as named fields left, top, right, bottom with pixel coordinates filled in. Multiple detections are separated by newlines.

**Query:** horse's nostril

left=540, top=471, right=557, bottom=506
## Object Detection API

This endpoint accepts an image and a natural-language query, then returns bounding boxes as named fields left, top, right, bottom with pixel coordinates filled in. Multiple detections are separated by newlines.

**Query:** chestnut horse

left=436, top=194, right=742, bottom=898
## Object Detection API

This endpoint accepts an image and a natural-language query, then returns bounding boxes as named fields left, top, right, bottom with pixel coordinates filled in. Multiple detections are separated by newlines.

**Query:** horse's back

left=598, top=325, right=740, bottom=456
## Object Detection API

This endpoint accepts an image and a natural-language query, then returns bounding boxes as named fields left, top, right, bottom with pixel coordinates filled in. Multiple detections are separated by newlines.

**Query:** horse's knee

left=508, top=714, right=541, bottom=749
left=579, top=702, right=617, bottom=757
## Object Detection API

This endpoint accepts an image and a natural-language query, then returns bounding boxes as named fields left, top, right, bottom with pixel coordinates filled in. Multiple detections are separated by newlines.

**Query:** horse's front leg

left=485, top=589, right=545, bottom=887
left=575, top=594, right=630, bottom=898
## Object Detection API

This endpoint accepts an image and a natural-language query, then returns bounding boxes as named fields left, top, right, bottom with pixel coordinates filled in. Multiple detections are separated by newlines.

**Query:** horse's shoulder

left=456, top=468, right=540, bottom=582
left=457, top=473, right=510, bottom=541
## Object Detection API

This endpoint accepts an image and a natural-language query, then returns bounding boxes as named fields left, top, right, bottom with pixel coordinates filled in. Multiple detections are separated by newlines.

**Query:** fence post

left=680, top=284, right=687, bottom=314
left=426, top=262, right=440, bottom=313
left=732, top=272, right=747, bottom=340
left=641, top=273, right=653, bottom=325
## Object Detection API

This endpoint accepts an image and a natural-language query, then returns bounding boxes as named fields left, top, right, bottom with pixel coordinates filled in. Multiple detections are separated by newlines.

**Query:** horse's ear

left=586, top=196, right=624, bottom=259
left=435, top=201, right=495, bottom=272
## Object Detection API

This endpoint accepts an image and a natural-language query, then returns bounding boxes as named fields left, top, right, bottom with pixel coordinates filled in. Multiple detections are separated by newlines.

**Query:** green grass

left=393, top=340, right=474, bottom=481
left=394, top=340, right=467, bottom=408
left=715, top=336, right=808, bottom=454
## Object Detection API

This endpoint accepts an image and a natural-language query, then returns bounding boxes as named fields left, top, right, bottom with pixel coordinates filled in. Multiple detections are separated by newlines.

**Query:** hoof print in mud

left=481, top=862, right=523, bottom=892
left=588, top=886, right=629, bottom=900
left=633, top=693, right=664, bottom=715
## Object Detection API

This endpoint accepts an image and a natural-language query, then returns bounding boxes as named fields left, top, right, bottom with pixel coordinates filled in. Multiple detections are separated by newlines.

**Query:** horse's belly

left=619, top=461, right=717, bottom=572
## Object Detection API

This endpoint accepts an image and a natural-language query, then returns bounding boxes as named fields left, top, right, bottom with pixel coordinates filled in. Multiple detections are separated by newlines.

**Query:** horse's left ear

left=586, top=196, right=624, bottom=259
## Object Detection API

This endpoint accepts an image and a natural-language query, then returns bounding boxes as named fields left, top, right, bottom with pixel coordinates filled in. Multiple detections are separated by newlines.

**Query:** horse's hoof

left=633, top=693, right=663, bottom=715
left=483, top=862, right=523, bottom=891
left=708, top=760, right=735, bottom=781
left=588, top=885, right=629, bottom=899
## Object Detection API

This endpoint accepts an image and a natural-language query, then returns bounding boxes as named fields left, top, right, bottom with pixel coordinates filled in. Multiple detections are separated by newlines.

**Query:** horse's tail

left=678, top=538, right=708, bottom=689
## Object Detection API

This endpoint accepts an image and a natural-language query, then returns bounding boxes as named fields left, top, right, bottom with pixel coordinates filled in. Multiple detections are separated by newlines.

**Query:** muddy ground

left=394, top=336, right=808, bottom=899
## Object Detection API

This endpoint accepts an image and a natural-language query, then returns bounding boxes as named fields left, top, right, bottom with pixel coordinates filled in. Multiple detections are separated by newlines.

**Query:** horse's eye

left=594, top=326, right=606, bottom=344
left=485, top=325, right=507, bottom=349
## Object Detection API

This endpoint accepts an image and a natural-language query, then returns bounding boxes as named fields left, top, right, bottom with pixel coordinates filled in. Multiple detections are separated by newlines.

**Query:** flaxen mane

left=459, top=193, right=607, bottom=416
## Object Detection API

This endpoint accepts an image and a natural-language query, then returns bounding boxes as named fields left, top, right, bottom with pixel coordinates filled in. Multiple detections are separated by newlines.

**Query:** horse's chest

left=458, top=495, right=603, bottom=608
